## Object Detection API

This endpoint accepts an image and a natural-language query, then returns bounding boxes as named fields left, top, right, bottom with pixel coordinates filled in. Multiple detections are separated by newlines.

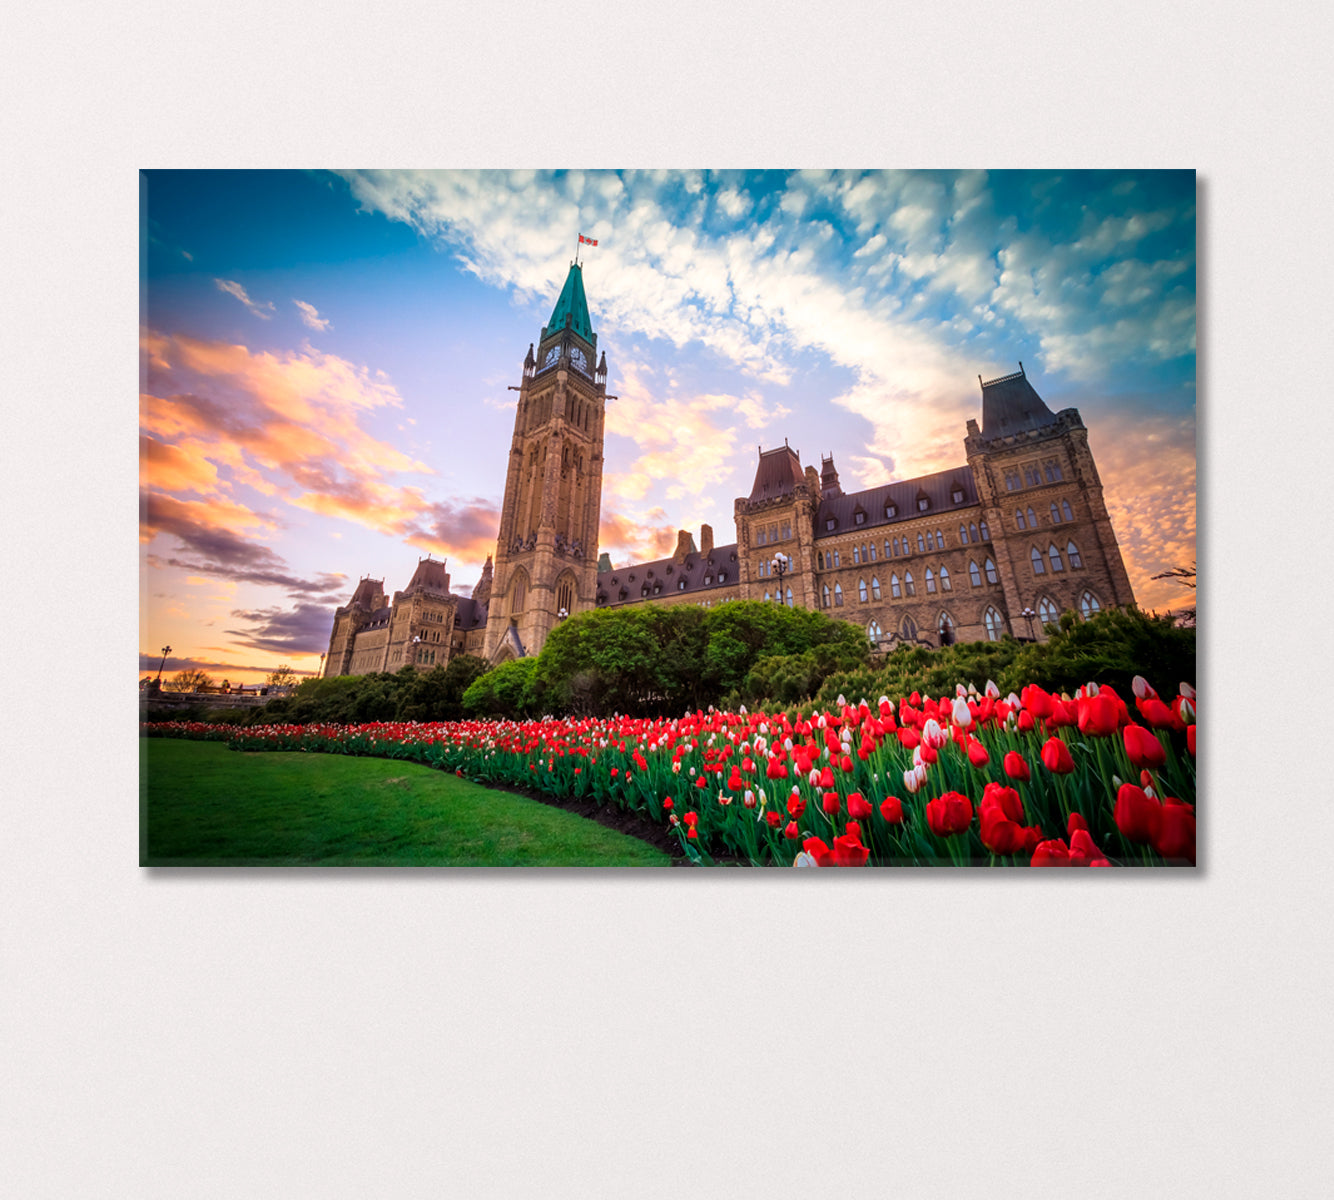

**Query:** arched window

left=817, top=551, right=824, bottom=570
left=890, top=573, right=901, bottom=599
left=925, top=567, right=936, bottom=593
left=1080, top=592, right=1101, bottom=620
left=678, top=579, right=687, bottom=591
left=939, top=566, right=951, bottom=591
left=852, top=547, right=860, bottom=565
left=822, top=584, right=830, bottom=608
left=970, top=522, right=979, bottom=543
left=916, top=533, right=926, bottom=553
left=979, top=521, right=990, bottom=541
left=869, top=542, right=877, bottom=560
left=1067, top=540, right=1083, bottom=569
left=959, top=524, right=969, bottom=544
left=938, top=613, right=955, bottom=644
left=556, top=574, right=576, bottom=616
left=1038, top=597, right=1059, bottom=627
left=834, top=583, right=844, bottom=606
left=785, top=586, right=793, bottom=607
left=1061, top=499, right=1073, bottom=523
left=858, top=578, right=868, bottom=603
left=1051, top=502, right=1061, bottom=525
left=871, top=576, right=881, bottom=600
left=1031, top=547, right=1046, bottom=575
left=893, top=538, right=901, bottom=556
left=904, top=571, right=916, bottom=597
left=901, top=615, right=919, bottom=640
left=1048, top=543, right=1064, bottom=572
left=1016, top=509, right=1026, bottom=530
left=884, top=540, right=892, bottom=558
left=969, top=561, right=981, bottom=587
left=984, top=607, right=1004, bottom=641
left=833, top=551, right=841, bottom=567
left=868, top=619, right=883, bottom=642
left=1027, top=506, right=1037, bottom=529
left=985, top=558, right=999, bottom=585
left=510, top=570, right=528, bottom=614
left=764, top=590, right=772, bottom=602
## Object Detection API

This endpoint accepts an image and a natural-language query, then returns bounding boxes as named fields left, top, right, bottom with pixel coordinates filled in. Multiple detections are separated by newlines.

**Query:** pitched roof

left=815, top=466, right=980, bottom=537
left=406, top=557, right=450, bottom=595
left=597, top=543, right=741, bottom=606
left=543, top=263, right=594, bottom=345
left=453, top=596, right=488, bottom=630
left=748, top=445, right=806, bottom=501
left=980, top=365, right=1057, bottom=439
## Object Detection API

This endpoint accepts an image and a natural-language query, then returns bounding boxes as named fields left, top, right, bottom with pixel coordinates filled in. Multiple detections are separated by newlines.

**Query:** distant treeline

left=194, top=600, right=1193, bottom=727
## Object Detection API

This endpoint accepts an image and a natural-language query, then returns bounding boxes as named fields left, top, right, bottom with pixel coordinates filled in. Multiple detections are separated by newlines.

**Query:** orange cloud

left=599, top=508, right=680, bottom=566
left=139, top=434, right=221, bottom=495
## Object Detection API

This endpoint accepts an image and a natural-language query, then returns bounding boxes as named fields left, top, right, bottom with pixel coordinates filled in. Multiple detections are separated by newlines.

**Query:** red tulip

left=880, top=796, right=904, bottom=824
left=831, top=832, right=870, bottom=867
left=1003, top=751, right=1030, bottom=782
left=847, top=792, right=873, bottom=820
left=926, top=790, right=973, bottom=837
left=783, top=820, right=801, bottom=840
left=662, top=797, right=674, bottom=810
left=765, top=811, right=783, bottom=828
left=967, top=739, right=990, bottom=769
left=821, top=791, right=841, bottom=815
left=1067, top=811, right=1087, bottom=837
left=1113, top=783, right=1161, bottom=843
left=683, top=811, right=699, bottom=829
left=818, top=764, right=835, bottom=789
left=1068, top=828, right=1108, bottom=867
left=1076, top=692, right=1119, bottom=737
left=1136, top=695, right=1178, bottom=730
left=1187, top=725, right=1196, bottom=756
left=1031, top=838, right=1071, bottom=866
left=787, top=793, right=806, bottom=819
left=1123, top=724, right=1166, bottom=769
left=1153, top=803, right=1196, bottom=864
left=1016, top=710, right=1035, bottom=733
left=1021, top=684, right=1055, bottom=719
left=1040, top=737, right=1075, bottom=774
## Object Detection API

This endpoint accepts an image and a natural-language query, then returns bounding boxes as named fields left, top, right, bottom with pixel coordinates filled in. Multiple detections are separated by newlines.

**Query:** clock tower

left=484, top=262, right=608, bottom=662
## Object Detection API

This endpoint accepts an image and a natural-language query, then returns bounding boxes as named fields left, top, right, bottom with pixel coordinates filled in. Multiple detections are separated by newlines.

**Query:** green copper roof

left=544, top=263, right=594, bottom=345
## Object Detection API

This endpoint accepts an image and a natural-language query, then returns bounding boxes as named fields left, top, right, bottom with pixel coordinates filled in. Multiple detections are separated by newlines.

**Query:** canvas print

left=140, top=169, right=1196, bottom=867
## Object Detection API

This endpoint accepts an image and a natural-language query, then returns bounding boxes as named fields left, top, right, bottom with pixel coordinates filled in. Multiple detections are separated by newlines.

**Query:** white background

left=4, top=2, right=1332, bottom=1196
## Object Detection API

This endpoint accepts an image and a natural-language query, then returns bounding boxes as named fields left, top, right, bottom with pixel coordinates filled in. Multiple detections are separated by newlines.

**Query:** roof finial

left=978, top=374, right=983, bottom=387
left=1018, top=361, right=1024, bottom=375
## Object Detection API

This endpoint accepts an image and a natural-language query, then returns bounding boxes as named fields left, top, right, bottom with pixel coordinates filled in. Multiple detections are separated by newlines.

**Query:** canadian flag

left=578, top=233, right=598, bottom=246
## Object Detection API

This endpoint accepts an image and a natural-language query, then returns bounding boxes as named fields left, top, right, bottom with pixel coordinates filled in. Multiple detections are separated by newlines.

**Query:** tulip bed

left=142, top=675, right=1195, bottom=868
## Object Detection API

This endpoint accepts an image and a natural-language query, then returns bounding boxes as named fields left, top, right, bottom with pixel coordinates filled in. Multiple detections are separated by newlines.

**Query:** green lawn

left=141, top=739, right=671, bottom=867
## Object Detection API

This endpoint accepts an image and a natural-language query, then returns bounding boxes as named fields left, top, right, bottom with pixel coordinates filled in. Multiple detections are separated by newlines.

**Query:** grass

left=141, top=739, right=672, bottom=867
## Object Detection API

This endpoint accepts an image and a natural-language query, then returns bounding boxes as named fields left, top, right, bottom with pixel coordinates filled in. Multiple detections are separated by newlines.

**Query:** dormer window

left=885, top=503, right=897, bottom=518
left=951, top=487, right=964, bottom=504
left=826, top=518, right=836, bottom=531
left=854, top=511, right=866, bottom=525
left=917, top=496, right=930, bottom=512
left=678, top=579, right=686, bottom=591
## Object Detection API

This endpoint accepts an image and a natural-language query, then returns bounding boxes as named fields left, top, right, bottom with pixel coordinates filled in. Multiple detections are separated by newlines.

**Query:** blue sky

left=140, top=169, right=1196, bottom=682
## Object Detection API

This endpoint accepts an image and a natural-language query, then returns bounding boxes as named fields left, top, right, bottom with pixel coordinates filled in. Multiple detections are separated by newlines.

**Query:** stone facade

left=323, top=272, right=1136, bottom=679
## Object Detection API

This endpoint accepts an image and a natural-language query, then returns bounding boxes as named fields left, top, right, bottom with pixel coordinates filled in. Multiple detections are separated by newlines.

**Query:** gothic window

left=939, top=566, right=951, bottom=592
left=985, top=558, right=999, bottom=585
left=884, top=540, right=892, bottom=559
left=1049, top=544, right=1064, bottom=573
left=781, top=520, right=792, bottom=539
left=901, top=615, right=918, bottom=640
left=764, top=591, right=772, bottom=602
left=556, top=575, right=575, bottom=615
left=1031, top=546, right=1045, bottom=574
left=916, top=533, right=926, bottom=553
left=1051, top=502, right=1061, bottom=525
left=980, top=521, right=990, bottom=541
left=1016, top=509, right=1026, bottom=530
left=510, top=571, right=528, bottom=614
left=1080, top=591, right=1102, bottom=619
left=890, top=573, right=901, bottom=599
left=1024, top=464, right=1042, bottom=486
left=969, top=560, right=982, bottom=587
left=868, top=619, right=883, bottom=642
left=834, top=583, right=844, bottom=607
left=852, top=547, right=860, bottom=565
left=833, top=550, right=841, bottom=567
left=971, top=522, right=981, bottom=543
left=1005, top=471, right=1022, bottom=491
left=925, top=567, right=936, bottom=594
left=984, top=607, right=1004, bottom=641
left=1038, top=596, right=1059, bottom=627
left=1044, top=459, right=1063, bottom=482
left=935, top=530, right=945, bottom=549
left=785, top=587, right=793, bottom=607
left=893, top=538, right=901, bottom=556
left=871, top=576, right=881, bottom=601
left=905, top=571, right=916, bottom=597
left=1062, top=499, right=1073, bottom=523
left=869, top=543, right=877, bottom=561
left=822, top=584, right=831, bottom=608
left=1067, top=541, right=1083, bottom=569
left=757, top=527, right=767, bottom=546
left=858, top=578, right=868, bottom=603
left=959, top=524, right=969, bottom=544
left=769, top=524, right=778, bottom=542
left=938, top=613, right=955, bottom=642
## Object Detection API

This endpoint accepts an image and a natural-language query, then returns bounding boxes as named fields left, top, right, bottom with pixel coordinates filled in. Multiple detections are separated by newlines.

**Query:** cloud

left=214, top=278, right=275, bottom=319
left=293, top=299, right=331, bottom=331
left=137, top=652, right=315, bottom=678
left=400, top=497, right=501, bottom=562
left=226, top=601, right=341, bottom=655
left=598, top=508, right=679, bottom=567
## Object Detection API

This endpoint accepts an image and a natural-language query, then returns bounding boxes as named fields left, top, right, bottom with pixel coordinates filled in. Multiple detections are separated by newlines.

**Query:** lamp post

left=154, top=645, right=171, bottom=690
left=557, top=607, right=569, bottom=622
left=412, top=634, right=421, bottom=666
left=318, top=652, right=325, bottom=678
left=770, top=552, right=789, bottom=605
left=1020, top=607, right=1036, bottom=641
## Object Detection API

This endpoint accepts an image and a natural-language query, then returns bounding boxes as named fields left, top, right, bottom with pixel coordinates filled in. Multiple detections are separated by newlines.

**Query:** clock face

left=569, top=347, right=588, bottom=373
left=543, top=345, right=561, bottom=368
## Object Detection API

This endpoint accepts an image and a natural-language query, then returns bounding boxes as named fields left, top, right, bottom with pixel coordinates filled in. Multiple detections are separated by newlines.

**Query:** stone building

left=323, top=266, right=1135, bottom=677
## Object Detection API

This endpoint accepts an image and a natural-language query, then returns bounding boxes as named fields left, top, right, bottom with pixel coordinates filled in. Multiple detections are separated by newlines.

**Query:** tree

left=1151, top=562, right=1196, bottom=627
left=266, top=665, right=299, bottom=689
left=165, top=668, right=213, bottom=693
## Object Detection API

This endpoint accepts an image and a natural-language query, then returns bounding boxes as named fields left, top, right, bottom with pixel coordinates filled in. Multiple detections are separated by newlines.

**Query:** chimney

left=699, top=523, right=714, bottom=555
left=674, top=529, right=698, bottom=563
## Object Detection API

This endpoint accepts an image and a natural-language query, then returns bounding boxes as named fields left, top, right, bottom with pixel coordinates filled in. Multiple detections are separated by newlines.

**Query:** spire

left=979, top=362, right=1058, bottom=439
left=544, top=263, right=595, bottom=345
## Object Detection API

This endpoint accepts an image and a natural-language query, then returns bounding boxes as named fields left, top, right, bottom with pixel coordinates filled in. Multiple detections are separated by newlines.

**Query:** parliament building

left=322, top=264, right=1135, bottom=678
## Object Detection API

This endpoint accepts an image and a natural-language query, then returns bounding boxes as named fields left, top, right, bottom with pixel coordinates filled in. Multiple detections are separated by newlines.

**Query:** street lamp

left=1020, top=607, right=1036, bottom=641
left=318, top=652, right=325, bottom=678
left=154, top=645, right=171, bottom=690
left=557, top=607, right=569, bottom=622
left=411, top=634, right=421, bottom=666
left=770, top=552, right=789, bottom=605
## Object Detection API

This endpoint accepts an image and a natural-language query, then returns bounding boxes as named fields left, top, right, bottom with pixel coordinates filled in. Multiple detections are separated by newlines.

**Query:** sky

left=140, top=169, right=1197, bottom=685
